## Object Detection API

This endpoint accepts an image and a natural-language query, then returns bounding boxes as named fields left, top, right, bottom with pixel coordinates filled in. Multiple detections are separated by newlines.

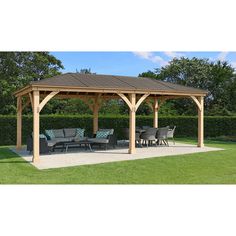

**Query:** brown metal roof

left=15, top=73, right=207, bottom=96
left=14, top=73, right=207, bottom=96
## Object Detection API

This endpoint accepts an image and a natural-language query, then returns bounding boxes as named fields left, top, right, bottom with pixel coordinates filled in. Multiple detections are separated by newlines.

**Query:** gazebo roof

left=14, top=73, right=207, bottom=97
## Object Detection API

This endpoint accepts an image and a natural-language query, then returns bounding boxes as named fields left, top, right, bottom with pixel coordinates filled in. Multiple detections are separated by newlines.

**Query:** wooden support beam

left=190, top=96, right=202, bottom=111
left=197, top=96, right=204, bottom=147
left=38, top=91, right=59, bottom=112
left=135, top=94, right=150, bottom=111
left=16, top=96, right=22, bottom=150
left=33, top=90, right=40, bottom=162
left=146, top=99, right=154, bottom=111
left=22, top=98, right=31, bottom=111
left=117, top=93, right=133, bottom=110
left=158, top=98, right=166, bottom=108
left=93, top=94, right=102, bottom=134
left=79, top=97, right=94, bottom=111
left=29, top=92, right=33, bottom=110
left=129, top=93, right=136, bottom=154
left=153, top=97, right=158, bottom=128
left=93, top=104, right=99, bottom=134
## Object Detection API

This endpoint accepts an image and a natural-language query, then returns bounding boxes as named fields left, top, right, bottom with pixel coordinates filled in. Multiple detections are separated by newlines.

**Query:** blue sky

left=50, top=52, right=236, bottom=76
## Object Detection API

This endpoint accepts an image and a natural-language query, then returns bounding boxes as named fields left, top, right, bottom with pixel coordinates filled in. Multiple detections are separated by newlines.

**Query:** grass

left=0, top=139, right=236, bottom=184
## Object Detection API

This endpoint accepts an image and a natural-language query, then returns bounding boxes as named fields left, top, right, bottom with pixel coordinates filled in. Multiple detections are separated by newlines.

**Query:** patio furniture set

left=27, top=126, right=176, bottom=154
left=27, top=128, right=117, bottom=154
left=123, top=126, right=176, bottom=147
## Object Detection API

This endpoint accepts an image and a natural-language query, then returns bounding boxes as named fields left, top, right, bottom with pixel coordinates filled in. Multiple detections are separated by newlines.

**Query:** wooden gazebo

left=14, top=73, right=207, bottom=162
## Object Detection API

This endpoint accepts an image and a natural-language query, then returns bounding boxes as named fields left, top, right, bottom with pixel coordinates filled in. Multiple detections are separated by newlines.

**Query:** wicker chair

left=156, top=127, right=169, bottom=146
left=167, top=126, right=176, bottom=145
left=27, top=135, right=51, bottom=154
left=140, top=128, right=158, bottom=147
left=123, top=128, right=142, bottom=147
left=142, top=126, right=151, bottom=131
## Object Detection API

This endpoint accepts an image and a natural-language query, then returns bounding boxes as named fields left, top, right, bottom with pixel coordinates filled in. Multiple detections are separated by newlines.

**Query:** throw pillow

left=39, top=134, right=47, bottom=139
left=76, top=128, right=85, bottom=138
left=96, top=130, right=110, bottom=139
left=45, top=130, right=55, bottom=140
left=99, top=129, right=114, bottom=135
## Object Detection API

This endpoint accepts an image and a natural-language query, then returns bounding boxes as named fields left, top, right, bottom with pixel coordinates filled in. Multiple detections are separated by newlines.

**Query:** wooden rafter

left=190, top=96, right=202, bottom=111
left=135, top=94, right=150, bottom=111
left=38, top=91, right=59, bottom=112
left=117, top=93, right=133, bottom=110
left=22, top=98, right=31, bottom=111
left=29, top=92, right=33, bottom=109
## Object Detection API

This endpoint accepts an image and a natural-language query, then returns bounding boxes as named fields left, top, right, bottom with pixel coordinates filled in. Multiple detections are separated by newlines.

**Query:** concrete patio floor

left=10, top=142, right=223, bottom=170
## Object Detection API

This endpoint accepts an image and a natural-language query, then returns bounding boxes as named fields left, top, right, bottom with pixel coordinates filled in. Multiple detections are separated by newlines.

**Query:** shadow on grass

left=0, top=161, right=27, bottom=164
left=0, top=147, right=23, bottom=161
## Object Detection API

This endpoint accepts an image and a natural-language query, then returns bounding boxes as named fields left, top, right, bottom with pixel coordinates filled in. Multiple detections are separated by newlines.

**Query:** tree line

left=0, top=52, right=235, bottom=116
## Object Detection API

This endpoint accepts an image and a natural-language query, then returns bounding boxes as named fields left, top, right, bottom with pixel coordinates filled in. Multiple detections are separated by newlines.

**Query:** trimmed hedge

left=0, top=115, right=236, bottom=145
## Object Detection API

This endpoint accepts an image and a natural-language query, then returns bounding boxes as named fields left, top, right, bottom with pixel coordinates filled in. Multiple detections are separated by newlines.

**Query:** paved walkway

left=11, top=143, right=223, bottom=170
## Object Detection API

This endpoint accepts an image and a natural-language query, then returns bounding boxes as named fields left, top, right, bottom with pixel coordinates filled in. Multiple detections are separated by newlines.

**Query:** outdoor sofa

left=27, top=128, right=117, bottom=153
left=88, top=128, right=117, bottom=149
left=27, top=128, right=85, bottom=154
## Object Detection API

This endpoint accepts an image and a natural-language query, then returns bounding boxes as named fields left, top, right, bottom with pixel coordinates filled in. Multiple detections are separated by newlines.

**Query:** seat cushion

left=52, top=129, right=64, bottom=138
left=74, top=136, right=86, bottom=142
left=53, top=137, right=73, bottom=143
left=88, top=138, right=109, bottom=144
left=47, top=140, right=57, bottom=147
left=64, top=128, right=76, bottom=138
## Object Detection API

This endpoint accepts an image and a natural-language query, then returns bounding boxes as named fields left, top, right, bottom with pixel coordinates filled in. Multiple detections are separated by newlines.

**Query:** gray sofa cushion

left=52, top=137, right=73, bottom=142
left=52, top=129, right=64, bottom=138
left=64, top=128, right=76, bottom=138
left=88, top=138, right=109, bottom=144
left=47, top=140, right=57, bottom=147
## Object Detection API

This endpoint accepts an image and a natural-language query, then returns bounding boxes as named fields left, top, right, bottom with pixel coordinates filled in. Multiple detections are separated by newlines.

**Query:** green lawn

left=0, top=139, right=236, bottom=184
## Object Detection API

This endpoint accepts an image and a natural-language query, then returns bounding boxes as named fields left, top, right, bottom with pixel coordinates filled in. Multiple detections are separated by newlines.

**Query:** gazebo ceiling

left=14, top=73, right=207, bottom=97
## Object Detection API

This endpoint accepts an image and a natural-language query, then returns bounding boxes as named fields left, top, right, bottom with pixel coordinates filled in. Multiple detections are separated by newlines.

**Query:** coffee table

left=53, top=140, right=94, bottom=152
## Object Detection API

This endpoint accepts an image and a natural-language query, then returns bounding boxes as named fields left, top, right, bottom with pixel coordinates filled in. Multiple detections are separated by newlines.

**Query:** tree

left=0, top=52, right=64, bottom=114
left=139, top=57, right=236, bottom=115
left=76, top=68, right=96, bottom=74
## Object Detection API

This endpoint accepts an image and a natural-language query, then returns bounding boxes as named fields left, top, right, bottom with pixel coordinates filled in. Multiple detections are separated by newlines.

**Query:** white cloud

left=217, top=51, right=229, bottom=61
left=231, top=61, right=236, bottom=69
left=133, top=51, right=168, bottom=67
left=133, top=52, right=152, bottom=60
left=163, top=51, right=185, bottom=58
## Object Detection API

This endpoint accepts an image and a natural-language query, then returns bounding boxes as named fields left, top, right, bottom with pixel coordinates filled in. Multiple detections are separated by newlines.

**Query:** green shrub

left=0, top=115, right=236, bottom=145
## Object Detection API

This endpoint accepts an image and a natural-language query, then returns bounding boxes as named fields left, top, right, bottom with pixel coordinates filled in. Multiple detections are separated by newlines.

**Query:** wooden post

left=153, top=98, right=158, bottom=128
left=197, top=96, right=204, bottom=147
left=129, top=93, right=136, bottom=154
left=33, top=90, right=40, bottom=162
left=93, top=94, right=102, bottom=134
left=16, top=96, right=22, bottom=150
left=93, top=104, right=99, bottom=134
